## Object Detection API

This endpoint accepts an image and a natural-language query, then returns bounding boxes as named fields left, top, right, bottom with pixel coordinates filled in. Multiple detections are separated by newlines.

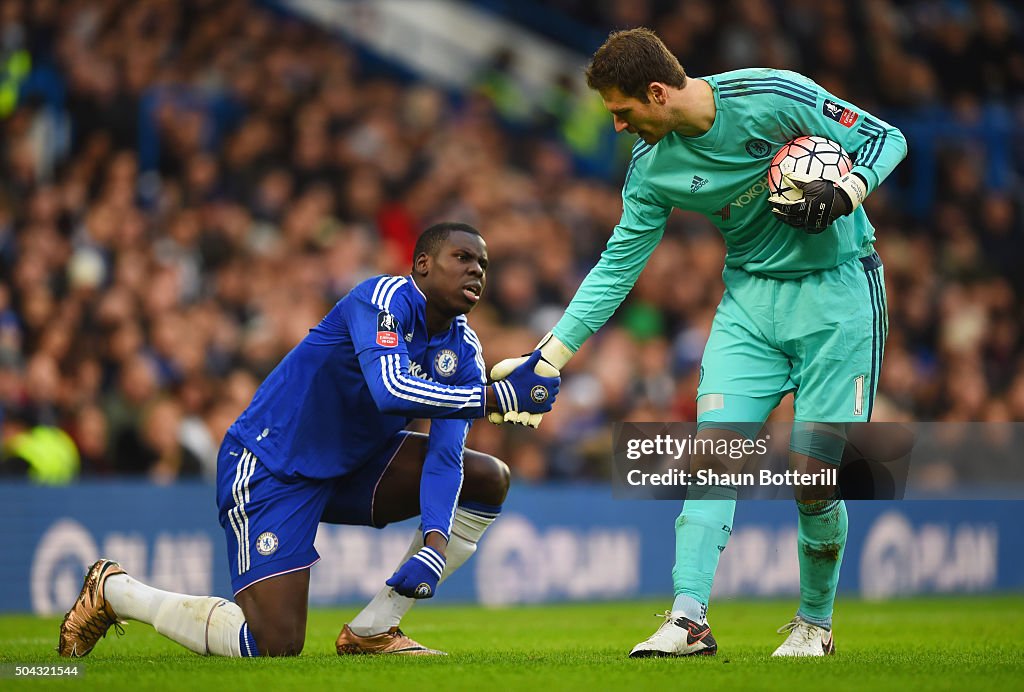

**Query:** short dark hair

left=585, top=27, right=687, bottom=102
left=413, top=222, right=482, bottom=263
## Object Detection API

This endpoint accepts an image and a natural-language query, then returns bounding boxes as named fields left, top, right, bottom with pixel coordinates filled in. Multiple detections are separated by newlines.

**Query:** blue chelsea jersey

left=229, top=275, right=487, bottom=482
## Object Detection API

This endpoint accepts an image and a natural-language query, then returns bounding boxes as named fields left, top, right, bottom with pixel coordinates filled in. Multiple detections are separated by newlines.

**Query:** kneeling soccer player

left=58, top=222, right=559, bottom=658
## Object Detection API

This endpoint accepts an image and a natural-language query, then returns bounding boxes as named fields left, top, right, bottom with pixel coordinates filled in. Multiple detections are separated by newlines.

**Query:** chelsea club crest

left=434, top=349, right=458, bottom=377
left=256, top=532, right=279, bottom=556
left=745, top=138, right=771, bottom=158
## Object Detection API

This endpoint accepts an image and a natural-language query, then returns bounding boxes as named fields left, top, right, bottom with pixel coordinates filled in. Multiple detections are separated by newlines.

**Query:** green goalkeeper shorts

left=696, top=252, right=887, bottom=425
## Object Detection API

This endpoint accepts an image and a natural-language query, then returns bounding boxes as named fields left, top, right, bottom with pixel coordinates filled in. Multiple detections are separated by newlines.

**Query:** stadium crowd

left=0, top=0, right=1022, bottom=484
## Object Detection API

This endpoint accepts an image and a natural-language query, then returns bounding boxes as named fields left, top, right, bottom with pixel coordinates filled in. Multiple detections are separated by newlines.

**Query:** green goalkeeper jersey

left=553, top=68, right=907, bottom=351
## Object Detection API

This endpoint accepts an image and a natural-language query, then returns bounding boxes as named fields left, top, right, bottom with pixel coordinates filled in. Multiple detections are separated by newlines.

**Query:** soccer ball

left=767, top=136, right=852, bottom=201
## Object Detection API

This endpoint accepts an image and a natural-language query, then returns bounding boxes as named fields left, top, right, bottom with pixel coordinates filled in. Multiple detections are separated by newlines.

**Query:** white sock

left=348, top=507, right=498, bottom=636
left=671, top=593, right=707, bottom=625
left=105, top=574, right=249, bottom=656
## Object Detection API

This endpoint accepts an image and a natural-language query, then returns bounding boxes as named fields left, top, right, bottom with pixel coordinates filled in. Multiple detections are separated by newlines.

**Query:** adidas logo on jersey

left=691, top=175, right=709, bottom=193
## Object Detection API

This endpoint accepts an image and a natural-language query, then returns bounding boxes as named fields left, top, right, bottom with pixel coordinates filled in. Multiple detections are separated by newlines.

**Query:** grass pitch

left=3, top=597, right=1022, bottom=691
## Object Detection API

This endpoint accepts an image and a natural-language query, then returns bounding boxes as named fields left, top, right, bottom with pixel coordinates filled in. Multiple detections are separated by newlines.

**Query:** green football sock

left=671, top=486, right=737, bottom=619
left=796, top=498, right=848, bottom=629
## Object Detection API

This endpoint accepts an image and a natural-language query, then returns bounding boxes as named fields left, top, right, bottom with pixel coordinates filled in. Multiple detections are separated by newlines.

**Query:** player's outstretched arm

left=362, top=350, right=490, bottom=419
left=490, top=332, right=576, bottom=380
left=362, top=348, right=560, bottom=422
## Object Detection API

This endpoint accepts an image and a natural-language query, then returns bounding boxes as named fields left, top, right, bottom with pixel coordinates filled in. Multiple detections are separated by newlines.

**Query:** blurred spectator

left=1, top=405, right=79, bottom=483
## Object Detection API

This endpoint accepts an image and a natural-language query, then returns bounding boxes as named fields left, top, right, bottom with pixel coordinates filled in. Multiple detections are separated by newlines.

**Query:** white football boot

left=629, top=611, right=717, bottom=658
left=772, top=615, right=835, bottom=657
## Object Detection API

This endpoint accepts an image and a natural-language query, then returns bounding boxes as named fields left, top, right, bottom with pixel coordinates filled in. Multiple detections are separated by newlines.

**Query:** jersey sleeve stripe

left=461, top=329, right=483, bottom=355
left=380, top=374, right=476, bottom=409
left=631, top=143, right=653, bottom=159
left=386, top=353, right=482, bottom=398
left=370, top=276, right=397, bottom=309
left=379, top=360, right=483, bottom=409
left=624, top=143, right=654, bottom=188
left=856, top=119, right=886, bottom=168
left=372, top=276, right=403, bottom=310
left=719, top=88, right=815, bottom=108
left=463, top=335, right=486, bottom=382
left=717, top=77, right=816, bottom=100
left=458, top=317, right=487, bottom=382
left=861, top=123, right=886, bottom=169
left=380, top=276, right=407, bottom=312
left=456, top=315, right=476, bottom=344
left=856, top=120, right=882, bottom=152
left=381, top=354, right=483, bottom=406
left=370, top=276, right=391, bottom=306
left=385, top=368, right=481, bottom=406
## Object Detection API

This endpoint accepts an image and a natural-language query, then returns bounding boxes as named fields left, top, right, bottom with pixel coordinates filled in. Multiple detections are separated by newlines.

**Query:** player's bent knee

left=492, top=456, right=511, bottom=496
left=242, top=606, right=305, bottom=656
left=236, top=579, right=309, bottom=658
left=251, top=626, right=305, bottom=657
left=462, top=451, right=510, bottom=506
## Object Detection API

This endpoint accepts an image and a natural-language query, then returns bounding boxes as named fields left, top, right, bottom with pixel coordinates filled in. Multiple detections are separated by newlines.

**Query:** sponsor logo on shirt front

left=714, top=179, right=770, bottom=222
left=409, top=361, right=436, bottom=382
left=691, top=175, right=709, bottom=193
left=823, top=99, right=859, bottom=127
left=376, top=310, right=399, bottom=347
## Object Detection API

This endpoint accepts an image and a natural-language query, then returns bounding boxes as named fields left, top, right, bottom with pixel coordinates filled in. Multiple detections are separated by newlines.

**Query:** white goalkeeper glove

left=487, top=332, right=574, bottom=428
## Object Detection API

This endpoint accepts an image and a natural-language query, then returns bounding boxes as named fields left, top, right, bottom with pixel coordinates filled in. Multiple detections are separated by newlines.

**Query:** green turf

left=3, top=597, right=1022, bottom=691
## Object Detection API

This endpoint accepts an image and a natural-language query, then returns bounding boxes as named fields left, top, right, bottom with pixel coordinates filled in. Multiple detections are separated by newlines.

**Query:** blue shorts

left=216, top=431, right=412, bottom=595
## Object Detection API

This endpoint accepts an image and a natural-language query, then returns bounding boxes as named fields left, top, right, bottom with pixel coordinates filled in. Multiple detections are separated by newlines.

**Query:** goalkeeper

left=59, top=222, right=559, bottom=658
left=492, top=28, right=906, bottom=657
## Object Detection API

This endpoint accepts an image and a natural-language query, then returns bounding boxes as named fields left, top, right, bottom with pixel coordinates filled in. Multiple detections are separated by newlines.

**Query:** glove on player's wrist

left=488, top=333, right=571, bottom=428
left=386, top=546, right=446, bottom=599
left=768, top=171, right=865, bottom=232
left=490, top=350, right=560, bottom=422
